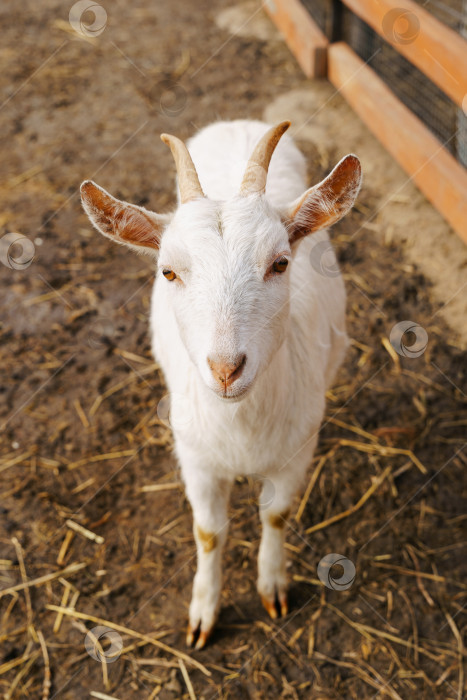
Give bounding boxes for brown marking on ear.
[269,509,290,529]
[286,154,361,243]
[196,524,217,553]
[80,180,163,251]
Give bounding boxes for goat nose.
[207,354,246,388]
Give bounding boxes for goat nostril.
[207,354,246,388]
[230,354,246,381]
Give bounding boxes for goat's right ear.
[80,180,170,255]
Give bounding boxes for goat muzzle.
[207,354,246,390]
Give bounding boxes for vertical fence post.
[331,0,343,41]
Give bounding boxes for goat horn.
[160,133,205,204]
[239,121,291,196]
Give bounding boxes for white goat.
[80,120,361,649]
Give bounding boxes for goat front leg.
[257,460,310,619]
[182,466,232,649]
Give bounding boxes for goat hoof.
[260,594,278,619]
[186,622,212,650]
[260,591,288,619]
[279,592,288,617]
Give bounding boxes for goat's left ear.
[80,180,170,255]
[283,155,361,244]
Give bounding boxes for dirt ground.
[1,1,466,698]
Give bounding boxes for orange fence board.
[341,0,467,109]
[328,42,467,242]
[263,0,328,78]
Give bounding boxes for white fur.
[82,119,359,645]
[151,121,349,639]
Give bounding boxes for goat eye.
[272,256,289,274]
[162,269,177,281]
